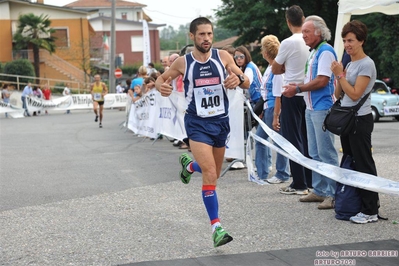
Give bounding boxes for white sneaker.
[350,212,378,224]
[231,162,245,169]
[266,176,286,184]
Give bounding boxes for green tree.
[121,64,140,77]
[160,23,237,52]
[214,27,239,41]
[3,59,35,89]
[13,13,56,84]
[354,13,399,85]
[215,0,399,85]
[215,0,338,67]
[160,24,192,51]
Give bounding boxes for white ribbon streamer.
[245,100,399,196]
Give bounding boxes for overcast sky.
[44,0,223,29]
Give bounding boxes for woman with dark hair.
[234,45,263,139]
[125,79,131,94]
[32,86,43,116]
[331,20,379,224]
[234,46,262,105]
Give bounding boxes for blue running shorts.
[184,115,230,148]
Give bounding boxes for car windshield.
[372,82,389,94]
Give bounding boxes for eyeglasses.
[234,55,245,60]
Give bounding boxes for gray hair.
[305,15,331,41]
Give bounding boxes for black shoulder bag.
[322,92,370,136]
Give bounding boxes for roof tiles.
[66,0,145,8]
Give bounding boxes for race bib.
[94,93,102,101]
[194,85,225,117]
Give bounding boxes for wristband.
[336,73,345,80]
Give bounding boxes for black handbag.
[323,92,370,136]
[253,97,265,116]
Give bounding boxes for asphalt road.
[0,109,398,265]
[0,109,182,211]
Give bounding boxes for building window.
[136,11,142,20]
[121,12,127,20]
[52,28,69,47]
[131,36,143,52]
[99,12,104,17]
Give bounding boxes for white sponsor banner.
[25,94,128,112]
[246,100,399,196]
[104,94,128,108]
[225,89,245,160]
[0,101,25,118]
[127,89,159,139]
[158,91,187,141]
[126,89,245,159]
[69,95,92,109]
[68,94,128,109]
[26,95,72,112]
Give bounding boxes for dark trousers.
[340,113,379,215]
[280,95,312,190]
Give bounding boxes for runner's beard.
[195,42,211,54]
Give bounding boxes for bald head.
[169,53,179,65]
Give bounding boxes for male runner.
[156,17,250,247]
[90,74,108,128]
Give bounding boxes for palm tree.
[13,13,56,84]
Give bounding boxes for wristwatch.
[237,74,245,86]
[295,85,301,93]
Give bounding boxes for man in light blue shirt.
[21,82,33,116]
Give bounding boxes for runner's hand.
[223,67,240,89]
[160,77,173,97]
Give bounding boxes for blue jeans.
[21,96,30,116]
[3,98,9,117]
[305,109,338,197]
[255,107,290,180]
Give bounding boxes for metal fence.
[0,73,90,94]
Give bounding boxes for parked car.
[371,79,399,122]
[382,77,399,94]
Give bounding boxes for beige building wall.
[0,1,92,83]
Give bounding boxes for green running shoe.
[179,153,193,184]
[213,226,233,247]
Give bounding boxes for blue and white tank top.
[183,48,228,120]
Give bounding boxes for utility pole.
[109,0,116,93]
